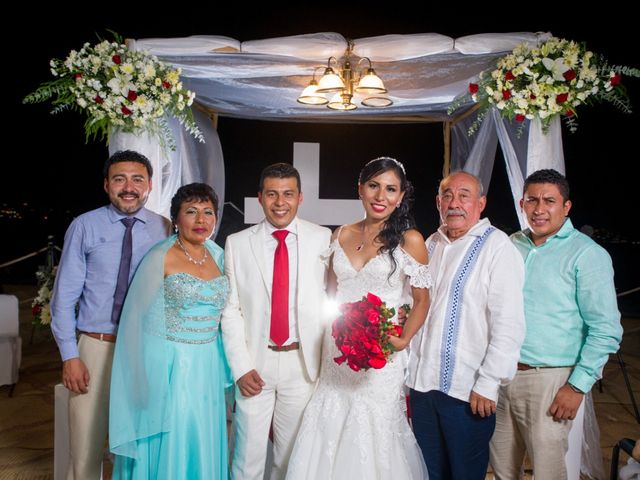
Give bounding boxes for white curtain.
[451,107,565,229]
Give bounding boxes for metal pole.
[46,235,55,269]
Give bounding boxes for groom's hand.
[237,369,265,397]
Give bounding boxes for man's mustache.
[446,208,466,216]
[118,191,139,198]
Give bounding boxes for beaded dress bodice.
[164,273,229,344]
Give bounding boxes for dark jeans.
[410,389,496,480]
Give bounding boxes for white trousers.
[490,367,585,480]
[67,335,115,480]
[231,348,316,480]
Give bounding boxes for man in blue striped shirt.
[490,169,622,480]
[51,150,169,479]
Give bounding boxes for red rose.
[32,305,42,316]
[502,90,512,100]
[393,325,403,336]
[556,93,569,104]
[505,70,515,81]
[112,54,122,65]
[366,308,380,324]
[565,109,575,117]
[73,73,82,79]
[368,356,387,369]
[94,95,103,104]
[563,69,576,81]
[515,114,525,122]
[121,106,132,115]
[610,73,622,86]
[468,83,479,94]
[127,90,138,102]
[366,293,382,306]
[347,360,362,372]
[530,94,537,100]
[162,81,171,89]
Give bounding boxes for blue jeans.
[410,389,495,480]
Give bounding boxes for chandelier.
[297,43,392,111]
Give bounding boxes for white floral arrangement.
[450,36,640,135]
[23,33,203,150]
[32,266,57,326]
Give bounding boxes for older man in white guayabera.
[406,170,526,479]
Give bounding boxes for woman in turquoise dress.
[109,183,232,479]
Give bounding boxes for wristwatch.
[568,383,585,394]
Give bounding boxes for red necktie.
[270,230,289,346]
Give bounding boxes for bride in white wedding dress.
[286,157,431,480]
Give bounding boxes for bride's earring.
[174,225,178,233]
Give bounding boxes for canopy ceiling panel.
[131,31,549,122]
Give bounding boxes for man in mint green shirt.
[490,169,622,480]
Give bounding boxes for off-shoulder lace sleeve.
[399,248,432,289]
[320,240,337,266]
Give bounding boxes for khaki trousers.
[67,334,115,480]
[490,367,584,480]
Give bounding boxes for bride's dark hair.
[359,157,416,275]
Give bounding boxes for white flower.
[40,306,51,325]
[542,57,571,81]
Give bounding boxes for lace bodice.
[328,238,432,313]
[164,273,229,344]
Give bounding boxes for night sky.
[4,7,639,295]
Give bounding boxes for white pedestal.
[565,398,586,480]
[54,383,70,480]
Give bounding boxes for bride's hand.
[387,334,409,351]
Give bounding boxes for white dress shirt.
[406,218,525,402]
[264,218,299,344]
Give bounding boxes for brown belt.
[268,342,300,352]
[517,362,537,371]
[81,332,117,343]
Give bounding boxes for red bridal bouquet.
[332,292,403,372]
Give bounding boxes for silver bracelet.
[568,383,585,394]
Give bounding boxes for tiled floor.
[1,284,638,479]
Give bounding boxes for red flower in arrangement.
[332,293,404,372]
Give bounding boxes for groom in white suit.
[221,163,331,480]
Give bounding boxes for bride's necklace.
[176,236,208,266]
[355,223,380,252]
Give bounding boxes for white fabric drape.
[527,117,565,175]
[108,111,224,237]
[451,108,565,229]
